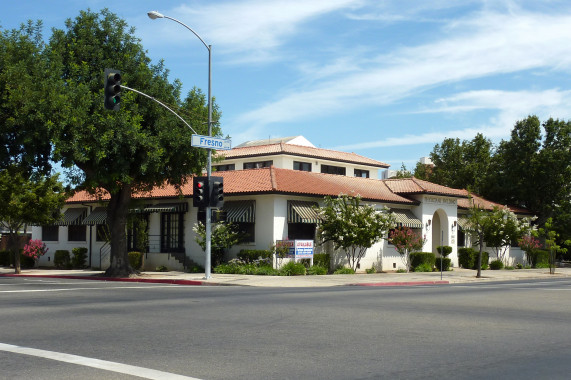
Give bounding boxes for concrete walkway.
[2,267,571,287]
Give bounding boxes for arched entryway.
[431,209,449,255]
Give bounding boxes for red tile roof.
[216,143,390,168]
[66,167,415,205]
[384,177,468,198]
[457,193,532,214]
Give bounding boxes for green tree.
[428,133,493,194]
[193,222,242,267]
[47,9,221,276]
[395,163,412,178]
[0,167,66,273]
[466,198,490,278]
[317,195,395,271]
[483,206,534,265]
[538,218,571,275]
[0,21,59,176]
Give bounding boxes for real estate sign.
[276,240,314,259]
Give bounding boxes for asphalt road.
[1,277,570,380]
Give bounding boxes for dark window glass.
[288,223,316,240]
[161,213,184,252]
[42,226,59,241]
[293,161,312,172]
[458,229,465,247]
[68,225,86,241]
[236,223,255,243]
[244,160,273,169]
[213,164,235,172]
[96,224,109,242]
[354,169,369,178]
[320,165,346,176]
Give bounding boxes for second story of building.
[213,136,389,180]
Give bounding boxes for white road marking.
[0,343,202,380]
[0,285,178,293]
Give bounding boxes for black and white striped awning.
[55,208,87,226]
[132,203,189,213]
[223,200,255,223]
[288,201,320,224]
[457,216,474,231]
[391,209,423,229]
[82,207,108,225]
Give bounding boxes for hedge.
[489,259,504,270]
[237,249,272,263]
[0,250,11,267]
[458,248,489,270]
[528,249,549,268]
[71,247,88,269]
[410,252,435,271]
[435,257,452,271]
[313,253,331,271]
[54,250,71,269]
[128,251,143,270]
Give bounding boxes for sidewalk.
[2,267,571,287]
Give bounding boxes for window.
[96,225,109,242]
[321,164,346,176]
[293,161,312,172]
[288,223,316,240]
[236,223,255,243]
[354,169,369,178]
[68,225,86,241]
[42,226,59,242]
[243,160,273,169]
[457,229,466,247]
[161,213,184,252]
[213,164,235,172]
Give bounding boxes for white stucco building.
[31,136,529,271]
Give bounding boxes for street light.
[148,10,214,279]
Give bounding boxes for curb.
[352,280,449,287]
[0,274,210,286]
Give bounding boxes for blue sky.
[3,0,571,170]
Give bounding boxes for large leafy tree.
[47,9,220,276]
[317,195,395,271]
[426,133,493,194]
[0,167,66,273]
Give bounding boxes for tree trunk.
[104,184,138,277]
[10,232,21,275]
[477,244,483,278]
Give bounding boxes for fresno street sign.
[191,134,232,150]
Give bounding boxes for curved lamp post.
[148,10,214,279]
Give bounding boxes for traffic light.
[104,68,122,111]
[193,176,209,207]
[209,176,224,208]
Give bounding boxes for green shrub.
[366,265,377,274]
[128,251,143,270]
[414,263,433,272]
[307,266,328,275]
[436,245,453,257]
[71,247,88,269]
[505,266,515,270]
[237,249,272,263]
[410,252,435,271]
[489,259,504,270]
[458,248,488,270]
[279,261,306,276]
[333,267,355,274]
[54,250,71,269]
[156,265,168,272]
[253,266,279,275]
[0,250,11,267]
[313,253,331,272]
[19,252,36,268]
[516,263,523,269]
[396,268,407,273]
[529,249,549,268]
[435,257,452,271]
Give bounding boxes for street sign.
[191,134,231,150]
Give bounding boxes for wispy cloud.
[231,7,571,141]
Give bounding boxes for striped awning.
[55,208,87,226]
[391,209,422,229]
[288,201,320,224]
[457,216,474,231]
[82,207,108,225]
[223,200,255,223]
[139,203,189,213]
